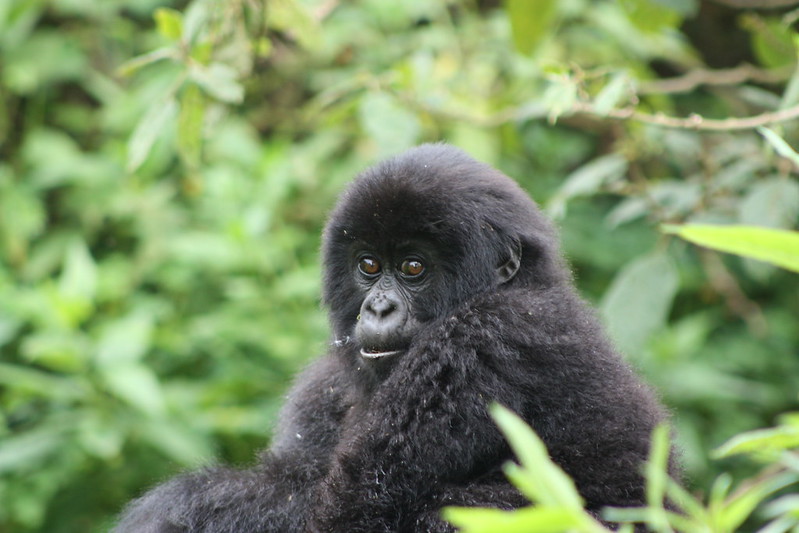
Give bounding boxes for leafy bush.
[1,0,797,531]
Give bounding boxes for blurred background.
[1,0,798,531]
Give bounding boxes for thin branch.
[637,64,793,95]
[569,101,799,131]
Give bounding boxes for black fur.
[115,144,677,533]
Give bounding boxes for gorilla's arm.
[114,356,353,533]
[310,287,666,532]
[310,304,527,532]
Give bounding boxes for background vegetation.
[0,0,797,531]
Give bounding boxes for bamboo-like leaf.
[662,224,799,273]
[127,97,178,172]
[491,404,584,509]
[443,505,583,533]
[758,127,799,167]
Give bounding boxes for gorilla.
[115,144,678,533]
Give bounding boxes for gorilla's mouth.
[359,347,404,359]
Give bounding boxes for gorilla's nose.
[366,295,397,318]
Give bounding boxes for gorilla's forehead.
[322,144,547,266]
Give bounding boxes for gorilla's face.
[351,242,434,362]
[322,145,563,378]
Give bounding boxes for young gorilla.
[115,144,678,533]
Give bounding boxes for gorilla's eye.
[400,259,425,278]
[358,256,381,276]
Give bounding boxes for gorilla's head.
[322,144,567,372]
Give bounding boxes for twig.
[638,64,793,94]
[569,101,799,131]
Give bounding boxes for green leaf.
[154,8,183,40]
[0,425,66,474]
[758,127,799,168]
[58,239,97,302]
[95,312,154,367]
[542,77,578,126]
[444,505,585,533]
[100,362,166,416]
[714,425,799,459]
[593,73,630,115]
[127,97,178,173]
[189,62,244,104]
[662,224,799,273]
[747,17,796,69]
[491,404,584,509]
[547,154,628,218]
[183,0,210,44]
[268,0,321,50]
[358,92,421,157]
[117,47,175,77]
[178,83,206,170]
[600,251,679,356]
[646,425,672,508]
[620,0,682,33]
[505,0,558,56]
[141,418,215,466]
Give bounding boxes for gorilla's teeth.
[359,348,402,359]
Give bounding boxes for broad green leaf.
[183,0,210,44]
[141,418,215,466]
[444,505,585,533]
[620,0,682,32]
[758,127,799,168]
[747,17,796,69]
[358,92,421,157]
[491,404,584,509]
[154,8,183,40]
[714,425,799,459]
[78,413,124,459]
[0,362,85,400]
[0,425,65,473]
[189,62,244,104]
[593,73,629,115]
[542,78,578,126]
[20,330,89,372]
[505,0,558,56]
[2,31,86,94]
[127,97,178,173]
[600,251,679,356]
[662,224,799,273]
[178,83,206,170]
[95,312,154,367]
[58,239,97,302]
[100,362,165,416]
[268,0,321,50]
[547,154,628,218]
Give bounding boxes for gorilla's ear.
[496,239,522,284]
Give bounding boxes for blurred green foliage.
[1,0,798,531]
